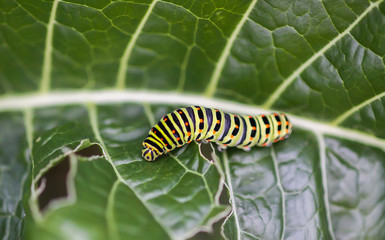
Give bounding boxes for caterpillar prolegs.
[142,106,293,161]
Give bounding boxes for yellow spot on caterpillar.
[213,131,216,134]
[217,120,220,124]
[265,124,270,128]
[252,126,256,130]
[235,125,239,129]
[185,122,188,126]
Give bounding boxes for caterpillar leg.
[235,145,251,152]
[242,146,251,152]
[217,144,227,152]
[262,142,273,147]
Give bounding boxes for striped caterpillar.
[142,106,293,161]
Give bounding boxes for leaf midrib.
[2,90,384,150]
[13,0,384,151]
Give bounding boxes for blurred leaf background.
[1,0,385,239]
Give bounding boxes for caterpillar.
[142,106,293,161]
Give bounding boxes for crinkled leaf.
[0,112,28,240]
[1,0,385,240]
[22,105,228,240]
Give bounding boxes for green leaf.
[1,0,385,239]
[0,112,28,240]
[21,104,228,240]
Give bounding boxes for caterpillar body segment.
[142,106,293,161]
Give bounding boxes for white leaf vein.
[223,152,241,240]
[204,0,259,97]
[270,147,286,240]
[40,0,61,93]
[115,0,160,89]
[315,132,336,240]
[87,103,176,240]
[262,0,384,108]
[1,90,384,150]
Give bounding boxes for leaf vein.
[115,0,160,89]
[87,103,176,240]
[40,0,61,93]
[223,152,241,240]
[332,91,385,125]
[106,180,120,240]
[204,0,259,97]
[270,147,286,240]
[262,0,384,108]
[315,132,336,240]
[1,90,384,149]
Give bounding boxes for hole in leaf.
[187,167,231,240]
[199,142,215,161]
[76,144,103,157]
[188,218,227,240]
[37,157,70,211]
[37,144,103,211]
[187,187,230,240]
[218,183,230,205]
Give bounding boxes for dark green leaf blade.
[23,104,228,240]
[1,0,385,239]
[25,155,171,240]
[0,112,28,240]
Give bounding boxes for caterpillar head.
[142,142,162,161]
